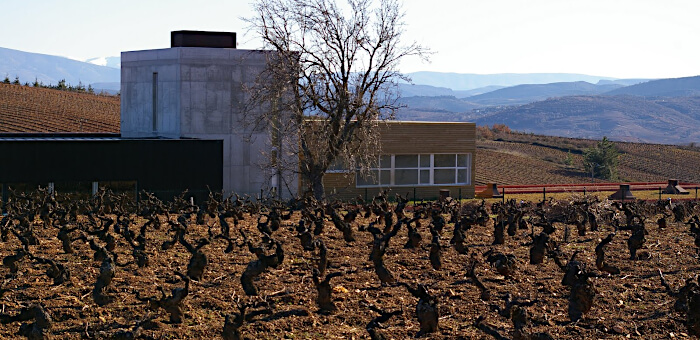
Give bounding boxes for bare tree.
[245,0,429,199]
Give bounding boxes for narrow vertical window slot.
[152,72,158,132]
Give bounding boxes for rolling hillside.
[473,95,700,145]
[466,81,623,106]
[605,75,700,97]
[475,133,700,185]
[2,83,699,186]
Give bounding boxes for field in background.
[0,83,119,133]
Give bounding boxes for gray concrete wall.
[121,48,181,138]
[121,47,299,199]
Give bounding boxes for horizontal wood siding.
[323,121,476,201]
[377,122,475,154]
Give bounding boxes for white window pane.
[380,155,391,168]
[395,169,418,185]
[357,170,379,186]
[457,154,468,167]
[420,154,431,167]
[458,169,468,183]
[434,154,455,167]
[434,169,455,184]
[395,155,418,168]
[420,170,430,184]
[380,170,391,185]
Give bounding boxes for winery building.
[0,31,476,201]
[324,121,475,200]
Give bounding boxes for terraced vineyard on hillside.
[476,135,700,185]
[0,83,119,133]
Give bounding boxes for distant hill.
[596,79,650,86]
[0,83,119,133]
[404,71,619,91]
[397,96,480,121]
[466,81,624,106]
[472,95,700,145]
[0,47,120,87]
[398,83,503,98]
[605,75,700,97]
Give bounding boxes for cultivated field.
[0,84,119,133]
[0,191,699,339]
[476,135,700,185]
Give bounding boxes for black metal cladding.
[0,138,223,200]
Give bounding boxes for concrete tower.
[120,31,298,198]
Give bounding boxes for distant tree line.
[2,74,117,96]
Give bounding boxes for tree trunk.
[310,171,325,200]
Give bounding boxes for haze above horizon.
[2,0,699,79]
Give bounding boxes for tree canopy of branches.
[246,0,428,199]
[583,136,619,180]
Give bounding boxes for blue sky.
[2,0,699,79]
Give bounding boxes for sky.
[2,0,700,79]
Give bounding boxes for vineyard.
[476,136,700,185]
[0,190,699,339]
[0,83,119,133]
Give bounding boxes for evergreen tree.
[2,75,10,84]
[12,76,20,85]
[583,137,619,180]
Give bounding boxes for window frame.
[355,153,471,188]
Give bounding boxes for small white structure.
[120,31,298,198]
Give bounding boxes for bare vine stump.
[529,233,550,265]
[404,221,422,249]
[0,304,52,340]
[429,231,441,271]
[569,281,595,322]
[402,283,438,336]
[222,304,247,340]
[365,304,402,340]
[93,256,115,306]
[485,250,517,277]
[3,249,27,274]
[595,233,620,274]
[688,285,700,337]
[628,227,646,260]
[493,217,505,245]
[312,269,342,313]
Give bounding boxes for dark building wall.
[0,138,223,200]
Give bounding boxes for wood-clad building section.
[323,121,476,200]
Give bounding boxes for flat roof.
[0,133,121,141]
[0,133,204,142]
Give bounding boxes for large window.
[356,154,471,187]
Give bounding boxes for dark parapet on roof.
[171,30,236,48]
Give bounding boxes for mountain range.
[3,46,700,145]
[0,47,119,89]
